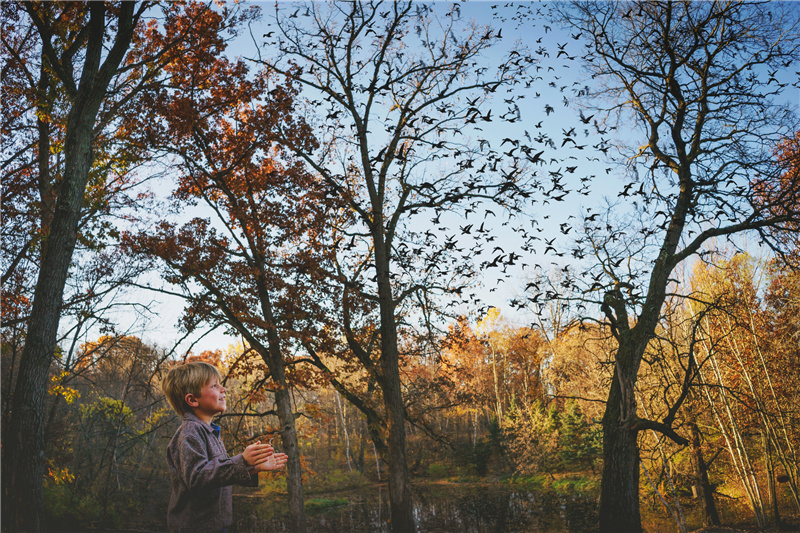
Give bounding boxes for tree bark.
[2,6,146,529]
[274,385,307,533]
[375,233,415,533]
[4,115,91,533]
[764,431,782,528]
[336,393,353,471]
[382,351,415,533]
[4,112,98,533]
[378,313,415,532]
[599,365,642,533]
[358,417,367,472]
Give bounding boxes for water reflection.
[234,483,598,532]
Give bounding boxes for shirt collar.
[182,411,221,437]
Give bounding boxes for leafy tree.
[502,400,560,478]
[555,2,800,531]
[541,322,611,423]
[474,309,547,421]
[43,336,172,531]
[690,252,800,527]
[1,3,247,530]
[763,257,800,500]
[758,131,800,262]
[124,24,334,529]
[443,311,548,424]
[2,4,146,530]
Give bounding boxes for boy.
[162,361,288,533]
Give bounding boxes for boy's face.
[185,377,226,423]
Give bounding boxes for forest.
[2,1,800,533]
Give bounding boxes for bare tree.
[255,2,551,530]
[556,2,800,531]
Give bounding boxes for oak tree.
[124,31,333,530]
[557,2,800,531]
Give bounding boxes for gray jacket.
[166,412,258,532]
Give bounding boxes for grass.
[551,475,600,493]
[422,462,485,483]
[304,497,349,512]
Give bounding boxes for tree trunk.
[382,364,415,533]
[259,345,307,533]
[357,417,367,472]
[688,421,720,527]
[764,431,782,528]
[599,425,642,533]
[336,393,353,471]
[702,336,767,527]
[258,294,307,533]
[378,313,414,532]
[599,370,642,533]
[2,5,137,531]
[374,219,415,532]
[373,439,383,481]
[491,347,503,422]
[3,78,102,533]
[599,424,641,533]
[275,386,307,533]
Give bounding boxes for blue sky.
[121,2,641,354]
[102,1,799,356]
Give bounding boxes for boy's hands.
[243,441,274,468]
[243,440,288,472]
[253,451,288,472]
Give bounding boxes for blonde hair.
[162,361,222,416]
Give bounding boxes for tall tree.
[256,2,552,529]
[557,2,800,531]
[2,5,143,530]
[1,2,153,428]
[1,3,243,530]
[124,40,331,531]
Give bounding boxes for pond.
[233,482,599,533]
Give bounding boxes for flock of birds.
[257,1,797,319]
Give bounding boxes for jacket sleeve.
[176,426,257,490]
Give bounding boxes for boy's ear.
[185,393,199,408]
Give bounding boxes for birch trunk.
[700,336,766,527]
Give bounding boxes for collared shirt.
[166,412,258,533]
